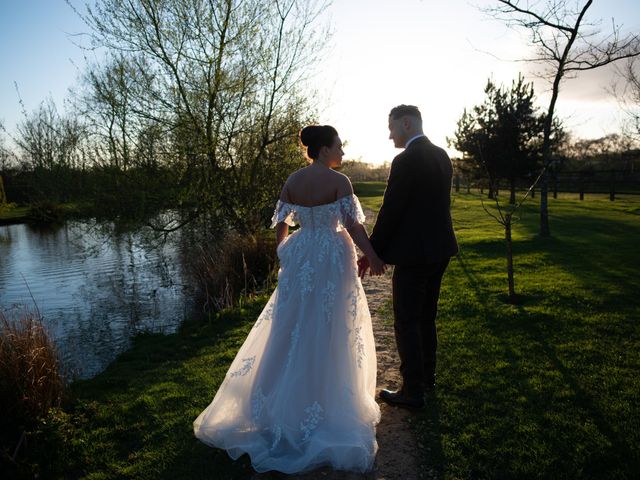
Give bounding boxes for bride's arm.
[347,222,386,275]
[275,179,293,247]
[276,222,289,247]
[335,174,385,275]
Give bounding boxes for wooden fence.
[453,170,640,201]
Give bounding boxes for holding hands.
[358,255,386,278]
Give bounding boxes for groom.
[359,105,458,409]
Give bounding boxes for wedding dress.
[193,194,380,473]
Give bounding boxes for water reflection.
[0,220,194,379]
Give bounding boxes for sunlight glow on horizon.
[314,0,640,164]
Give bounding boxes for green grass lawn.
[11,184,639,479]
[413,191,640,479]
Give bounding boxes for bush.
[27,200,64,224]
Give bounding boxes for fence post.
[610,169,615,201]
[579,172,584,201]
[553,173,558,199]
[455,174,460,193]
[531,186,535,198]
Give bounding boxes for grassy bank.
[6,184,639,478]
[0,206,30,224]
[0,202,91,225]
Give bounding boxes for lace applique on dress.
[270,425,282,449]
[253,299,274,329]
[270,200,297,228]
[347,288,360,322]
[297,260,314,298]
[230,356,256,377]
[322,281,336,323]
[300,401,324,441]
[336,194,366,229]
[252,387,266,420]
[286,322,301,369]
[351,326,365,368]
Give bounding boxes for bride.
[193,125,385,474]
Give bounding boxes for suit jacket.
[369,136,458,266]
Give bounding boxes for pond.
[0,220,196,380]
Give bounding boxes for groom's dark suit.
[370,135,458,395]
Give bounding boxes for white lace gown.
[193,194,380,474]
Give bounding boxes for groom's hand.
[357,256,369,279]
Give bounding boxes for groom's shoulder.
[392,148,413,164]
[430,141,449,158]
[393,145,422,167]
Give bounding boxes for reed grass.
[0,309,66,445]
[187,230,279,311]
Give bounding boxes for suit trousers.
[392,259,450,395]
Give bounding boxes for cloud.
[525,62,619,103]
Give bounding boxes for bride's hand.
[368,255,386,276]
[357,256,369,279]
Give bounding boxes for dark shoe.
[378,389,424,409]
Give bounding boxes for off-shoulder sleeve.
[337,194,366,229]
[270,200,297,228]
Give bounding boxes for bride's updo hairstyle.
[299,125,338,160]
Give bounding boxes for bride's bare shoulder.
[280,166,312,201]
[332,169,354,196]
[288,165,315,181]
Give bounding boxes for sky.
[1,0,639,164]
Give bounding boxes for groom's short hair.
[389,105,422,122]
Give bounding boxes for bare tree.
[12,98,86,201]
[477,144,552,303]
[75,55,139,170]
[613,57,640,142]
[69,0,328,233]
[15,99,85,171]
[485,0,640,236]
[0,123,7,205]
[0,121,14,173]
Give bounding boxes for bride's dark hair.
[299,125,338,160]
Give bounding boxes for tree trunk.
[505,213,516,302]
[0,175,6,204]
[540,172,550,236]
[509,177,516,205]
